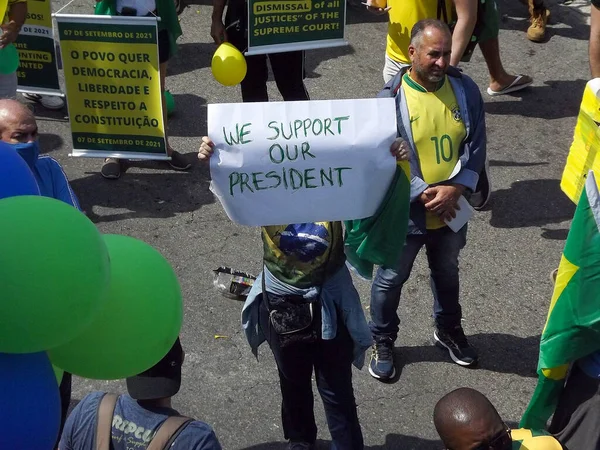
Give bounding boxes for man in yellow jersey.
[434,388,563,450]
[0,0,27,99]
[369,20,485,380]
[370,0,532,97]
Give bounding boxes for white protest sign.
[208,98,397,226]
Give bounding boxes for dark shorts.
[158,29,170,64]
[478,0,500,43]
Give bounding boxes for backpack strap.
[94,394,119,450]
[147,416,193,450]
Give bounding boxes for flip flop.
[487,75,533,96]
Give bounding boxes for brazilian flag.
[521,171,600,429]
[343,161,410,280]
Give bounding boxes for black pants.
[225,5,309,103]
[54,372,72,449]
[258,297,363,449]
[549,364,600,450]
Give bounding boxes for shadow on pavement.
[70,167,214,223]
[498,0,590,42]
[484,79,587,120]
[389,333,539,379]
[166,94,207,138]
[168,42,214,76]
[486,179,575,229]
[305,45,356,78]
[39,133,64,154]
[489,159,549,168]
[240,435,442,449]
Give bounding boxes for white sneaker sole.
[434,331,476,367]
[368,363,396,380]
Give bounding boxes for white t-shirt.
[116,0,156,16]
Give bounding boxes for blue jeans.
[370,225,467,343]
[259,299,364,449]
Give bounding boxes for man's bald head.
[434,388,506,450]
[0,100,38,144]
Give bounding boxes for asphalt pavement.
[41,0,591,448]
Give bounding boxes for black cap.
[126,338,183,400]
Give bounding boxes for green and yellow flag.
[521,171,600,429]
[344,161,410,280]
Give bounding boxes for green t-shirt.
[262,222,345,288]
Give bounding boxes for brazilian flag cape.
[344,161,410,280]
[521,171,600,428]
[94,0,182,58]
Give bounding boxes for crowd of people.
[2,0,600,448]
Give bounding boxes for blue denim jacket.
[241,265,373,369]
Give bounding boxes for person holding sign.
[368,20,486,381]
[210,0,309,102]
[94,0,188,179]
[0,0,27,99]
[198,137,389,450]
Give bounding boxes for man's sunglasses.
[472,426,512,450]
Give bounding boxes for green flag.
[344,161,410,280]
[521,171,600,428]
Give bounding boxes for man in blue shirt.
[0,99,79,209]
[59,339,221,450]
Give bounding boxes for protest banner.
[55,14,167,160]
[208,98,397,226]
[15,0,61,95]
[561,78,600,203]
[246,0,346,55]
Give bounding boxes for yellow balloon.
[0,0,7,22]
[211,43,247,86]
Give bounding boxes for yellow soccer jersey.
[402,72,466,229]
[511,428,563,450]
[386,0,454,64]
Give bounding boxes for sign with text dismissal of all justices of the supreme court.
[15,0,61,94]
[55,15,167,159]
[246,0,346,55]
[208,98,398,226]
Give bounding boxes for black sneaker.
[168,150,192,171]
[434,326,478,367]
[101,158,121,179]
[368,339,395,380]
[469,158,491,210]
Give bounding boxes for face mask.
[7,141,40,169]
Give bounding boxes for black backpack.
[438,0,487,62]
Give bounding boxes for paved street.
[41,0,591,447]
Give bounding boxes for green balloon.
[164,90,175,116]
[52,364,64,384]
[0,44,19,75]
[49,234,183,380]
[0,196,110,353]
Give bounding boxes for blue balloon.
[0,142,39,200]
[0,352,61,449]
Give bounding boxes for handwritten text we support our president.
[207,99,397,227]
[223,115,352,196]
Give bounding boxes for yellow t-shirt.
[402,72,466,229]
[4,0,27,24]
[511,428,563,450]
[386,0,454,64]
